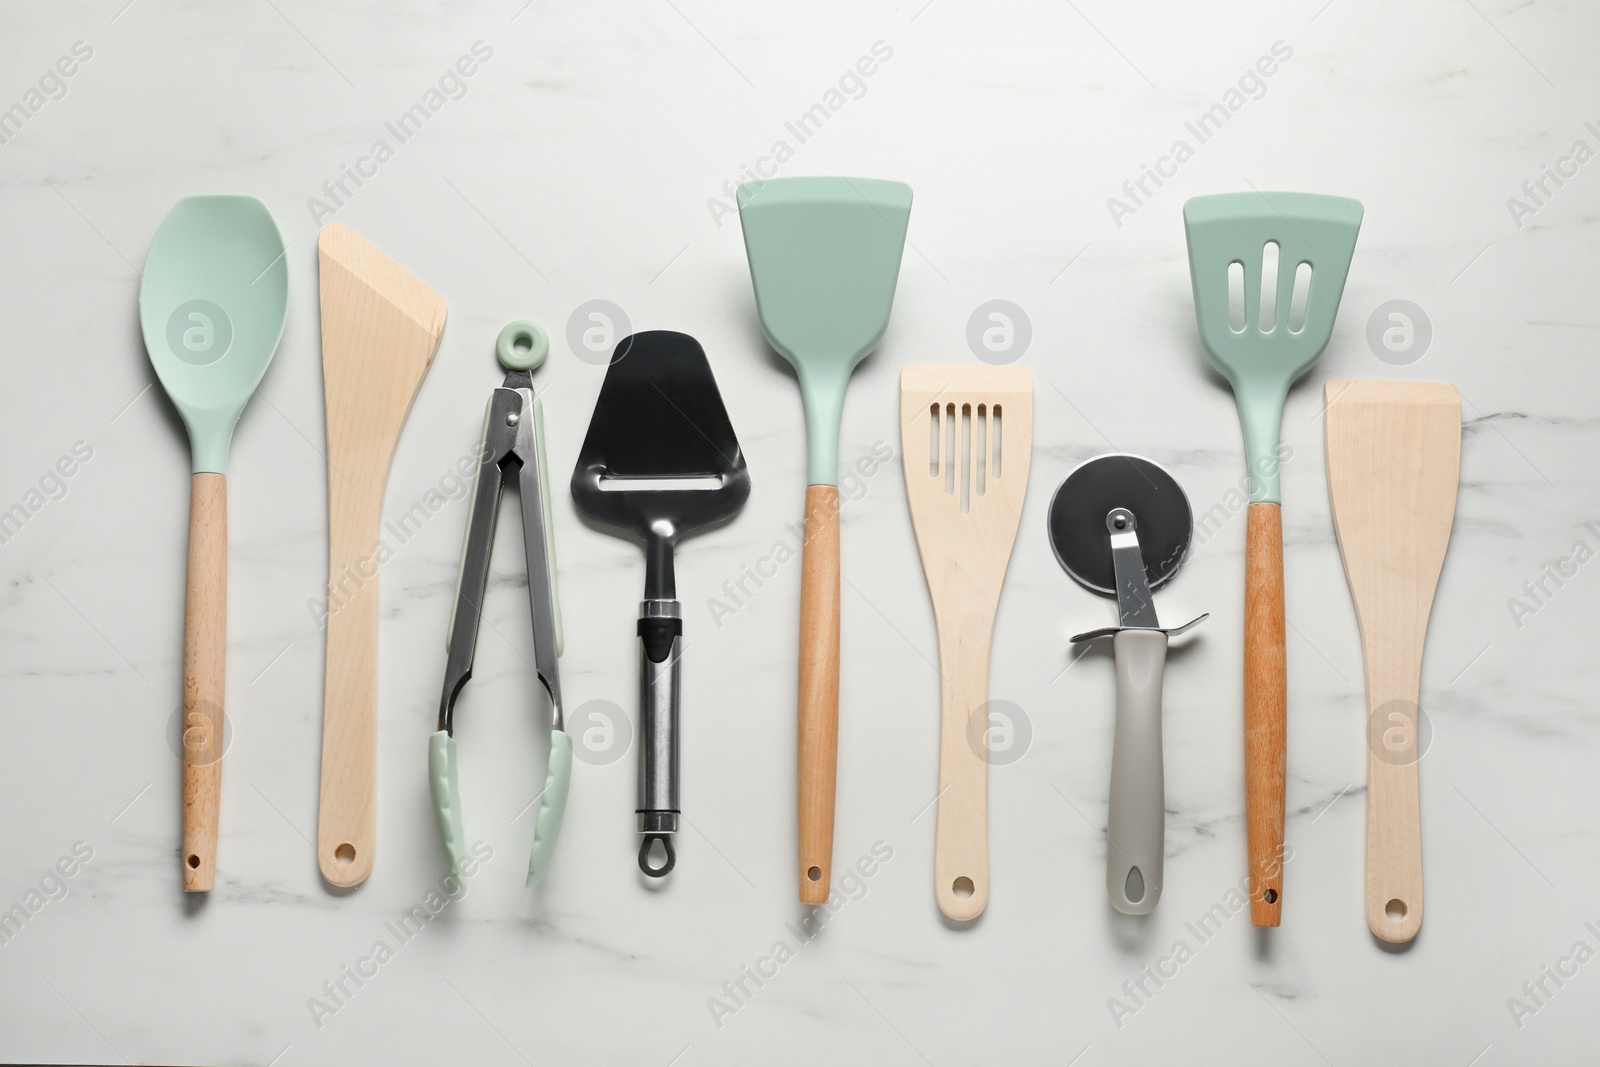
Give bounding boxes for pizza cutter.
[1049,454,1206,915]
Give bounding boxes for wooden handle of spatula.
[318,514,380,887]
[1244,501,1287,926]
[935,619,990,921]
[182,473,227,892]
[797,485,841,904]
[1365,673,1425,942]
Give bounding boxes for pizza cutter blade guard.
[1049,454,1206,915]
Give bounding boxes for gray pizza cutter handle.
[1107,628,1168,915]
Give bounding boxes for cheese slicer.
[571,331,751,877]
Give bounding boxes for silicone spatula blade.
[140,195,288,890]
[737,176,911,903]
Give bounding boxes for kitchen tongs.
[430,321,569,888]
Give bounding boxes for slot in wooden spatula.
[317,223,446,886]
[900,364,1032,920]
[1325,379,1460,943]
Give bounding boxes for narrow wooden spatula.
[1325,379,1460,943]
[900,364,1032,920]
[316,223,446,886]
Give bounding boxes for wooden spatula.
[900,364,1032,920]
[1325,379,1460,943]
[316,223,446,887]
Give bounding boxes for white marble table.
[3,1,1598,1063]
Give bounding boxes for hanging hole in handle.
[334,843,356,866]
[186,854,200,869]
[951,876,975,898]
[806,865,822,882]
[1124,866,1145,903]
[1385,897,1407,922]
[1264,887,1278,904]
[639,834,676,877]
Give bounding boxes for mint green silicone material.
[430,728,571,886]
[737,177,911,485]
[1183,192,1362,503]
[428,730,465,882]
[496,320,549,371]
[139,196,288,474]
[526,730,572,888]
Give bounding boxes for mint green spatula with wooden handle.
[737,176,911,904]
[1183,190,1361,926]
[140,196,288,891]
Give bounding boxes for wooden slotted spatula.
[1325,379,1460,943]
[316,223,446,886]
[900,364,1032,920]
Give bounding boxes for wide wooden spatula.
[1325,379,1460,943]
[317,223,446,886]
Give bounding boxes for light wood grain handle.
[935,612,991,920]
[317,519,380,886]
[1366,683,1425,942]
[1244,502,1287,926]
[797,485,840,904]
[182,473,226,892]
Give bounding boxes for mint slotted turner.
[738,176,911,904]
[140,196,288,891]
[1184,191,1361,926]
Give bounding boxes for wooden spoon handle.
[182,473,227,892]
[1244,501,1286,925]
[797,485,840,904]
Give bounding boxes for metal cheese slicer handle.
[637,598,681,877]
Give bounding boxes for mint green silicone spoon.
[1183,190,1361,926]
[139,196,287,892]
[737,176,911,903]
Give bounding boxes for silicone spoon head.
[737,176,911,485]
[140,196,288,473]
[1182,191,1362,503]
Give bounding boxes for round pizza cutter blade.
[1048,454,1193,598]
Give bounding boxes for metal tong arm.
[507,375,571,886]
[431,376,569,888]
[439,385,523,733]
